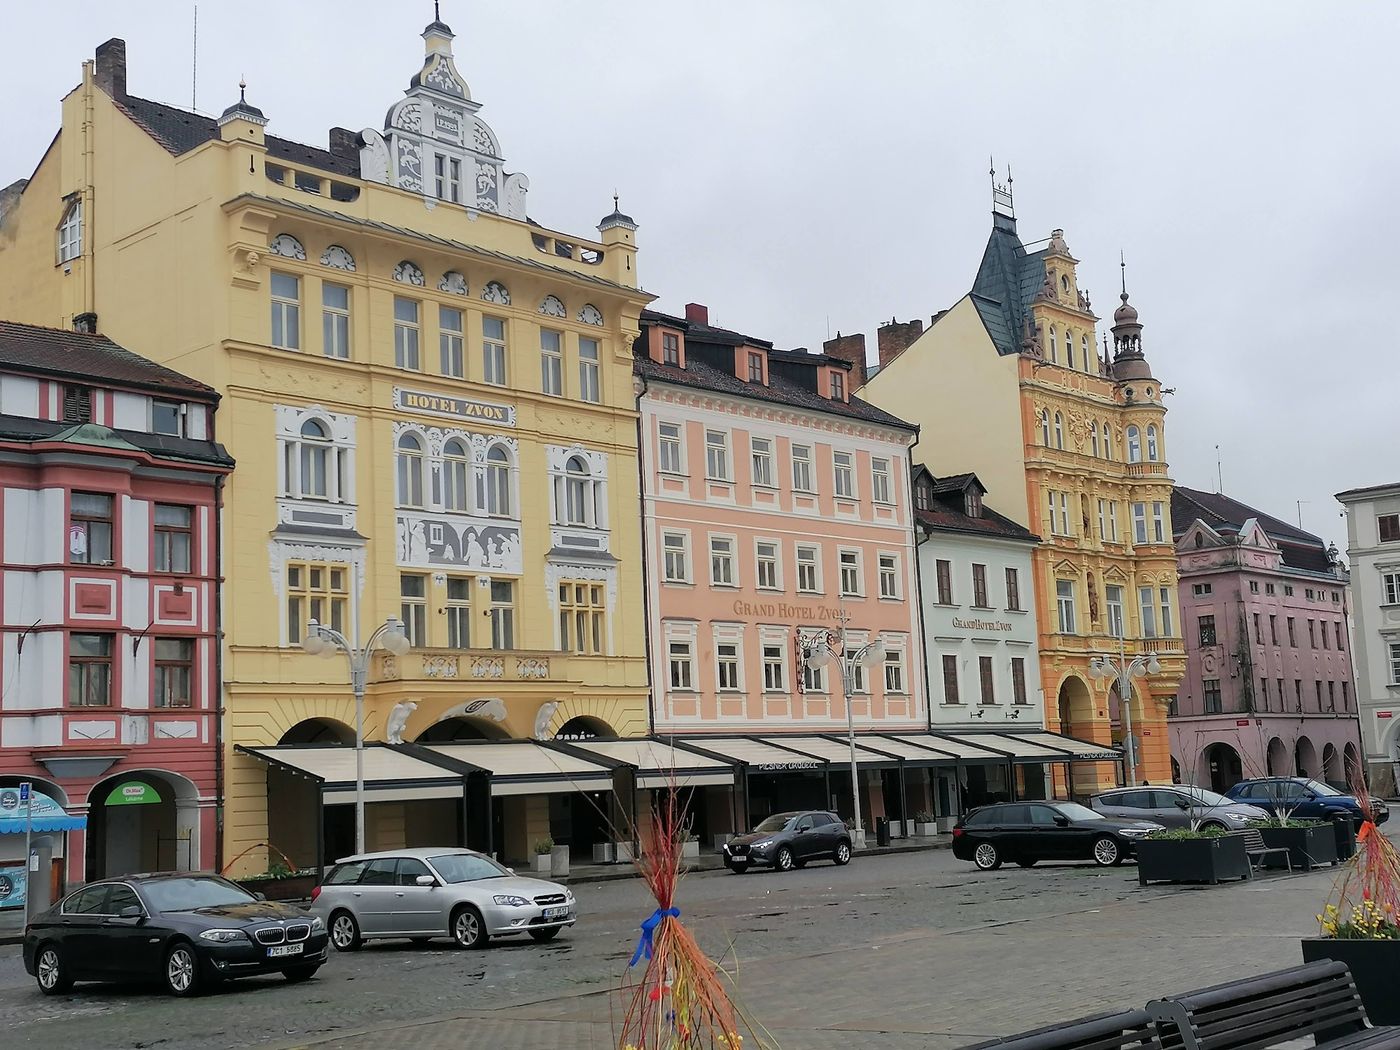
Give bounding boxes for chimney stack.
[73,313,99,334]
[95,38,127,100]
[822,332,868,389]
[877,318,924,370]
[684,303,709,327]
[329,128,360,159]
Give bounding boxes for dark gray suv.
[1091,785,1268,831]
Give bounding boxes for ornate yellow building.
[859,185,1184,792]
[0,23,652,870]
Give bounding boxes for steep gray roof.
[969,214,1047,357]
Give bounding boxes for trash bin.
[1334,816,1357,861]
[875,817,891,847]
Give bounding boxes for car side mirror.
[253,891,267,902]
[1174,798,1191,810]
[415,874,436,887]
[119,905,142,920]
[507,868,516,876]
[1053,815,1070,827]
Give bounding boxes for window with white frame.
[792,444,814,492]
[884,648,906,694]
[1040,409,1051,446]
[579,337,601,403]
[762,644,785,691]
[488,579,515,649]
[1152,501,1166,543]
[295,419,331,499]
[394,296,420,369]
[1047,491,1070,536]
[871,458,892,504]
[152,400,183,437]
[1097,499,1109,541]
[878,554,898,599]
[750,437,774,487]
[442,437,471,512]
[850,644,869,693]
[285,562,348,645]
[400,573,428,647]
[279,412,352,505]
[830,370,845,400]
[559,455,598,526]
[323,283,351,359]
[710,535,736,586]
[838,549,861,596]
[802,651,827,693]
[1090,421,1100,457]
[661,332,680,366]
[756,540,780,590]
[716,642,741,691]
[1132,502,1148,544]
[482,444,513,517]
[482,316,508,385]
[559,581,606,654]
[1106,584,1125,638]
[1139,586,1157,638]
[1053,412,1064,449]
[658,422,684,474]
[1384,571,1400,606]
[540,329,564,396]
[1102,422,1113,459]
[705,429,730,481]
[271,273,301,349]
[1146,424,1160,461]
[396,432,426,508]
[1390,642,1400,685]
[445,576,471,649]
[833,451,855,498]
[796,544,820,592]
[1107,502,1120,542]
[1056,579,1077,634]
[57,199,82,263]
[662,531,690,583]
[434,154,462,202]
[669,639,695,690]
[439,305,464,377]
[1126,425,1142,463]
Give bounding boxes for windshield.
[1307,780,1345,797]
[429,852,511,883]
[142,876,257,912]
[1053,803,1104,822]
[1181,786,1231,807]
[753,813,795,833]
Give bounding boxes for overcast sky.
[5,2,1394,554]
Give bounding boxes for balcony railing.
[377,651,553,683]
[1125,461,1169,478]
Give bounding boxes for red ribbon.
[1358,820,1376,844]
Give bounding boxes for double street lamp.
[301,617,412,855]
[1088,633,1160,787]
[800,627,886,845]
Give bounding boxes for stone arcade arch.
[86,770,200,880]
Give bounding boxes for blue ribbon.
[629,906,680,967]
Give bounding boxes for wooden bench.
[1147,960,1400,1049]
[1238,827,1291,875]
[958,1009,1161,1050]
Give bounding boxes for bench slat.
[958,1009,1160,1050]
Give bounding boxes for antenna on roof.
[1120,250,1127,295]
[191,2,198,110]
[989,157,1015,219]
[1297,500,1309,529]
[1215,444,1223,493]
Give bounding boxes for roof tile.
[0,321,215,397]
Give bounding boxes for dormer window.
[57,199,83,264]
[662,332,680,367]
[63,384,92,424]
[747,352,764,383]
[915,481,933,511]
[434,154,462,203]
[966,490,983,518]
[830,370,846,401]
[152,400,184,436]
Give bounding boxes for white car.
[309,847,576,951]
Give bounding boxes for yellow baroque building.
[859,190,1185,793]
[0,24,652,871]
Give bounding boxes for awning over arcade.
[561,739,736,789]
[235,744,468,803]
[420,741,615,796]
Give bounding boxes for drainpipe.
[633,369,656,738]
[213,470,226,871]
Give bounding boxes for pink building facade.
[0,321,231,908]
[1171,486,1362,793]
[637,305,925,828]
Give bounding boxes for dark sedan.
[723,810,853,873]
[952,801,1163,870]
[23,872,328,997]
[1223,778,1389,827]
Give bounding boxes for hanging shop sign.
[104,781,161,807]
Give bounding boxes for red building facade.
[0,320,232,896]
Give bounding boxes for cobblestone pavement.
[0,846,1340,1049]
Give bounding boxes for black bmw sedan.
[722,810,853,873]
[951,801,1163,870]
[23,872,328,996]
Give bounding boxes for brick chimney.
[822,332,868,389]
[684,303,709,326]
[877,318,924,370]
[95,39,127,100]
[73,313,99,334]
[329,128,360,160]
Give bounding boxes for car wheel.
[833,840,852,866]
[329,910,362,952]
[1092,836,1122,867]
[282,964,321,984]
[775,846,795,872]
[973,842,1002,871]
[34,945,73,995]
[1016,859,1037,868]
[1199,821,1228,833]
[726,861,749,875]
[529,927,561,943]
[163,942,202,997]
[451,905,489,950]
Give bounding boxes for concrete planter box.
[614,841,635,863]
[1258,824,1338,871]
[591,842,615,864]
[1301,938,1400,1026]
[1136,834,1251,886]
[681,840,700,860]
[915,822,939,837]
[550,845,570,878]
[533,854,552,874]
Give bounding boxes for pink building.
[0,321,231,911]
[637,305,925,833]
[1171,486,1362,793]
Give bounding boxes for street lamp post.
[800,615,886,847]
[301,617,412,855]
[1088,632,1160,787]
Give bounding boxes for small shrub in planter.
[1136,826,1251,886]
[681,835,700,860]
[1258,819,1338,871]
[914,811,939,837]
[533,838,554,873]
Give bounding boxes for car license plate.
[542,906,569,921]
[267,943,303,958]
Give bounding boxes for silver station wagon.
[309,847,576,951]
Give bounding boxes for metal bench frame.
[1238,826,1291,875]
[959,1008,1161,1050]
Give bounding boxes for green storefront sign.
[104,782,161,807]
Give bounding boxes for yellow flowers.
[1319,898,1400,940]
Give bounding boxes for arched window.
[1048,326,1058,364]
[1053,412,1064,450]
[397,432,425,507]
[1040,409,1051,446]
[1090,420,1100,457]
[1126,425,1142,463]
[484,445,512,517]
[1102,423,1112,459]
[1081,335,1090,374]
[300,419,330,499]
[442,438,470,512]
[565,456,590,525]
[57,199,83,263]
[1064,330,1075,370]
[1146,424,1159,462]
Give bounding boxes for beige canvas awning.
[236,744,467,803]
[563,739,737,789]
[421,741,615,796]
